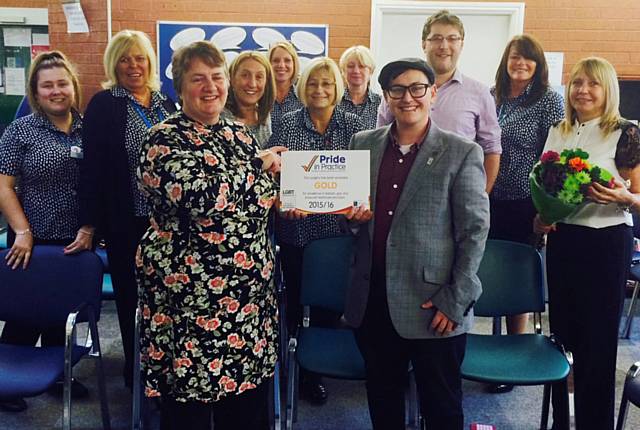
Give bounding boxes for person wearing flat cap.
[344,57,489,429]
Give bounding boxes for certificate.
[280,150,370,214]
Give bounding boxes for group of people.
[0,8,638,430]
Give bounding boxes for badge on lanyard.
[70,145,83,159]
[131,101,166,129]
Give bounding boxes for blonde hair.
[296,57,345,107]
[559,56,621,136]
[27,50,81,114]
[102,30,160,92]
[338,45,376,83]
[227,51,275,125]
[268,41,300,85]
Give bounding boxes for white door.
[370,1,525,91]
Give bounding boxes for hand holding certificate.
[280,150,370,215]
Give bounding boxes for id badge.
[70,145,84,159]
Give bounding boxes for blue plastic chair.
[621,213,640,339]
[461,239,571,430]
[0,246,110,430]
[13,96,31,120]
[0,228,6,249]
[286,236,419,429]
[616,361,640,430]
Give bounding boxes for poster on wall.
[157,21,329,101]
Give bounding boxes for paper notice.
[3,28,31,47]
[62,2,89,33]
[32,33,50,46]
[5,67,26,96]
[544,52,564,87]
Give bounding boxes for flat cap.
[378,57,435,90]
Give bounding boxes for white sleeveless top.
[542,117,632,229]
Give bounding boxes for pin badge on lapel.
[426,157,434,166]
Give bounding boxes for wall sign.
[157,21,329,101]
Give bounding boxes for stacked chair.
[461,239,572,430]
[0,245,110,430]
[285,236,420,429]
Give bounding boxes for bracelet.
[14,228,31,235]
[619,197,637,213]
[78,229,94,236]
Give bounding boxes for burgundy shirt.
[371,121,430,284]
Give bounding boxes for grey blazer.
[344,123,490,339]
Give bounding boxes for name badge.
[70,145,83,159]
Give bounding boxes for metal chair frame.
[64,304,111,430]
[462,239,572,430]
[0,246,110,430]
[616,361,640,430]
[285,236,420,429]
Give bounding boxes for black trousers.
[355,290,466,430]
[160,380,270,430]
[105,216,149,387]
[546,222,632,430]
[489,197,537,245]
[0,232,70,347]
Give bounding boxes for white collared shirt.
[543,118,631,228]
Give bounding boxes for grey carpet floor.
[1,300,639,430]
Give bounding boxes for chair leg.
[271,362,282,430]
[616,392,629,430]
[293,360,300,423]
[133,308,142,430]
[286,338,298,429]
[492,316,502,335]
[621,281,639,339]
[616,363,640,430]
[540,383,551,430]
[64,312,79,430]
[406,371,419,428]
[89,314,111,430]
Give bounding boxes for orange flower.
[568,157,588,172]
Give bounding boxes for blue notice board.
[157,21,329,101]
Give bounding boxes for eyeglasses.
[425,35,463,45]
[386,83,430,99]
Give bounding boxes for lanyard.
[131,101,165,129]
[497,101,520,125]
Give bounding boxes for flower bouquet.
[529,148,614,224]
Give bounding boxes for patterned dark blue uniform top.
[491,85,565,200]
[110,85,172,217]
[0,111,83,239]
[339,88,382,131]
[269,86,303,143]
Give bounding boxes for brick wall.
[44,0,640,109]
[517,0,640,79]
[47,1,108,107]
[2,1,47,7]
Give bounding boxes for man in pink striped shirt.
[376,10,502,192]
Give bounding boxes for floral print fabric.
[136,111,278,402]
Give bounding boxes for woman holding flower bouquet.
[533,57,640,430]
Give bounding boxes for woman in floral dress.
[136,40,285,430]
